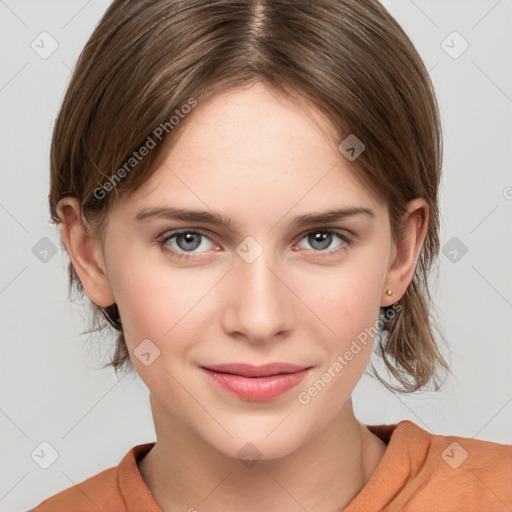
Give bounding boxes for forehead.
[115,82,386,225]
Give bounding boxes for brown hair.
[49,0,450,393]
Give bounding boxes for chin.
[201,420,312,464]
[221,438,301,464]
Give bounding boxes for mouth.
[199,363,312,401]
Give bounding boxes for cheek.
[109,253,219,352]
[292,255,384,399]
[295,256,384,341]
[296,270,381,412]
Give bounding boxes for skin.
[57,81,428,512]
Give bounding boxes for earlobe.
[381,198,429,306]
[56,198,115,308]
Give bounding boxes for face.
[68,82,424,461]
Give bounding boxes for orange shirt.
[30,420,512,511]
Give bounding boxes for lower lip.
[200,367,310,401]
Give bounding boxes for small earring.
[386,289,393,296]
[102,303,122,330]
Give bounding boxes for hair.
[49,0,451,393]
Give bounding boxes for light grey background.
[1,1,511,510]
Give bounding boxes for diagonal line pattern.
[60,471,103,511]
[162,162,213,211]
[265,409,295,438]
[199,470,233,504]
[0,265,28,296]
[61,0,93,29]
[428,62,439,73]
[470,469,512,509]
[393,393,433,433]
[472,61,512,103]
[0,408,29,439]
[471,0,503,30]
[0,471,29,502]
[408,0,439,29]
[61,60,73,73]
[471,397,512,439]
[0,0,29,28]
[0,203,29,233]
[0,62,29,92]
[61,374,127,439]
[470,204,499,233]
[264,470,309,511]
[471,265,512,308]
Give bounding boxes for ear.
[381,198,429,307]
[56,197,115,307]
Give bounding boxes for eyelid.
[294,226,354,242]
[294,227,354,252]
[158,225,353,243]
[158,226,355,257]
[158,227,220,249]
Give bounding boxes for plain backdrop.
[0,0,511,510]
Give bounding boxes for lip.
[202,362,309,377]
[200,363,312,401]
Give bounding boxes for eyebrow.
[135,206,375,230]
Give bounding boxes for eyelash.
[156,228,353,261]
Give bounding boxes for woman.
[32,0,511,510]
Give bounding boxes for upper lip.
[201,363,311,378]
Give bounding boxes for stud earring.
[101,303,122,330]
[386,289,393,296]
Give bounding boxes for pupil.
[179,232,200,250]
[311,232,330,250]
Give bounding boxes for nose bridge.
[223,238,292,342]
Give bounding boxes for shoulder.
[396,420,512,471]
[394,420,512,510]
[29,443,156,512]
[29,466,123,511]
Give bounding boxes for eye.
[158,229,217,258]
[157,227,353,260]
[295,229,352,255]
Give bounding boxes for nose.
[221,246,295,345]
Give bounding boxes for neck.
[138,397,387,512]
